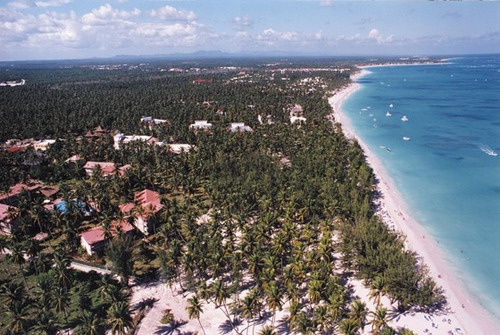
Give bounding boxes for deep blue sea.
[342,55,500,320]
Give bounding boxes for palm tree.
[106,234,135,286]
[286,298,301,332]
[348,300,367,331]
[240,293,257,335]
[210,279,237,331]
[369,307,391,334]
[292,311,313,334]
[30,309,59,335]
[5,301,31,335]
[107,301,133,335]
[258,325,277,335]
[52,286,70,324]
[264,281,283,328]
[52,247,72,292]
[339,318,359,335]
[369,276,385,308]
[186,294,206,335]
[0,280,26,309]
[308,278,322,304]
[74,310,105,335]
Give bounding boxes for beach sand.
[328,69,500,334]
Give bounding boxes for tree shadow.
[154,319,188,335]
[132,297,159,312]
[275,315,291,334]
[254,310,273,325]
[218,317,242,334]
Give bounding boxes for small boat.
[403,137,411,141]
[389,104,394,108]
[386,147,391,152]
[479,144,498,156]
[386,112,392,117]
[401,115,409,122]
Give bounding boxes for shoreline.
[328,69,500,333]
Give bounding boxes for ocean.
[342,55,500,320]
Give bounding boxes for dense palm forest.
[0,58,444,334]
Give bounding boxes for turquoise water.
[342,55,500,320]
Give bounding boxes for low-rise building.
[119,189,163,235]
[189,120,213,132]
[80,219,135,256]
[140,116,170,125]
[228,122,253,133]
[0,180,42,205]
[113,133,161,150]
[0,203,14,234]
[83,161,116,177]
[168,144,193,154]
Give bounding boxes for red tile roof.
[0,181,42,202]
[119,189,163,218]
[0,203,13,222]
[39,185,59,198]
[81,219,135,246]
[83,161,116,176]
[135,189,161,204]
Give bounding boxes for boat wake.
[479,144,498,157]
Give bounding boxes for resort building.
[189,120,213,132]
[84,126,108,141]
[33,139,56,151]
[0,180,42,206]
[80,219,135,256]
[168,144,193,154]
[289,104,307,124]
[0,203,14,234]
[65,154,82,163]
[140,116,169,125]
[119,189,163,235]
[228,122,253,133]
[113,133,161,150]
[83,161,116,177]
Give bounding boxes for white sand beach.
[328,68,500,334]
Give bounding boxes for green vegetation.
[0,57,444,334]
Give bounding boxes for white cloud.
[368,28,394,44]
[149,5,196,21]
[233,15,253,29]
[258,28,298,44]
[319,0,334,7]
[35,0,72,8]
[81,4,140,26]
[0,3,207,58]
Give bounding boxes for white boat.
[389,104,394,108]
[403,137,411,141]
[386,111,392,117]
[401,115,409,122]
[479,144,498,156]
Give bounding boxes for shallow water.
[342,55,500,320]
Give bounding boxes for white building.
[229,122,253,133]
[189,120,213,131]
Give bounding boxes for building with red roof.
[80,219,135,256]
[83,161,116,177]
[0,180,42,205]
[119,189,163,235]
[0,203,15,234]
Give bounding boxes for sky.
[1,0,499,61]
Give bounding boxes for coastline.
[328,68,500,334]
